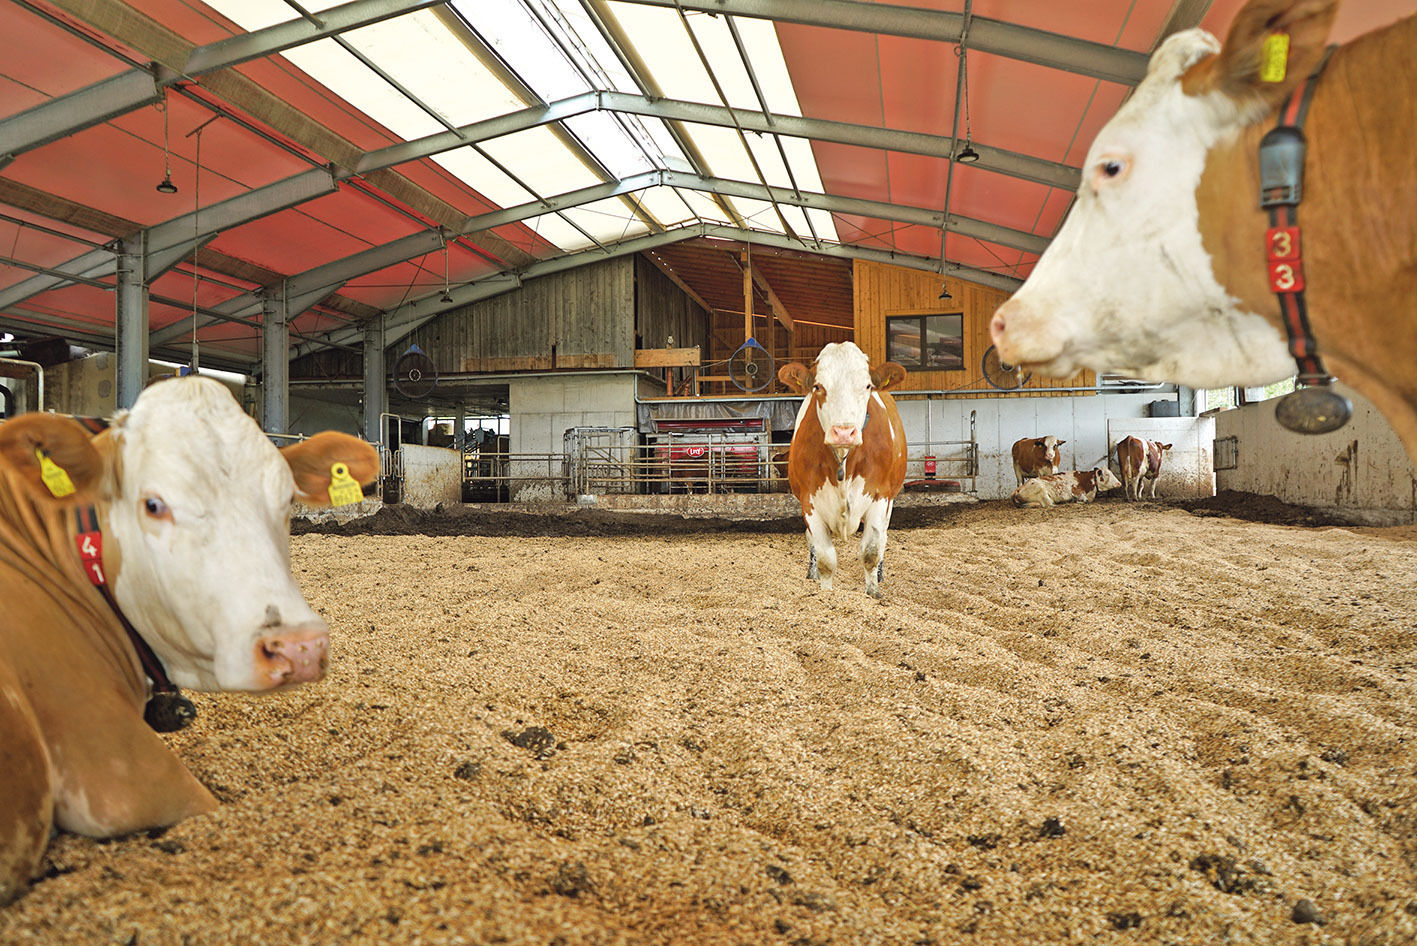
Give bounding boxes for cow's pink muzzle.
[827,424,861,447]
[254,623,329,687]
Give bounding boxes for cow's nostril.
[990,313,1007,343]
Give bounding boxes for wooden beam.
[749,267,795,332]
[641,251,712,314]
[634,346,702,367]
[741,248,752,341]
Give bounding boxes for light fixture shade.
[957,144,980,164]
[439,290,454,303]
[939,283,952,300]
[156,176,178,194]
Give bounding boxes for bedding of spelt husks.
[3,499,1415,945]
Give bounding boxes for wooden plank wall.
[634,256,709,355]
[406,257,635,374]
[852,259,1093,396]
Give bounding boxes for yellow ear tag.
[327,462,363,507]
[1260,33,1290,83]
[36,448,76,498]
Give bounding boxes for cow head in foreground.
[991,0,1346,390]
[778,343,908,599]
[0,377,378,904]
[1,378,378,692]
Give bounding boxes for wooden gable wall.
[852,260,1093,396]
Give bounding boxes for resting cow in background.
[1011,435,1066,486]
[779,342,907,599]
[990,0,1417,467]
[0,377,378,905]
[1116,436,1173,501]
[1012,468,1123,508]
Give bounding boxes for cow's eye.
[143,496,171,519]
[1095,157,1129,185]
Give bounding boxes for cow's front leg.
[806,545,818,580]
[860,499,892,598]
[804,515,837,590]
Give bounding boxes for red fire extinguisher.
[923,456,937,479]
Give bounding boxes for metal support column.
[115,235,149,409]
[261,291,289,435]
[454,405,465,451]
[362,317,386,444]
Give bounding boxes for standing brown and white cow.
[0,377,378,904]
[990,0,1417,467]
[1011,435,1066,486]
[1116,436,1173,501]
[778,342,907,598]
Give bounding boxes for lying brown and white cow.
[1012,468,1123,508]
[779,342,907,598]
[990,0,1417,467]
[1011,435,1066,486]
[0,376,377,904]
[1116,436,1172,501]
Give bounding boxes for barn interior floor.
[4,498,1415,944]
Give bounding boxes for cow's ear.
[1056,439,1067,447]
[1161,443,1174,451]
[281,432,380,506]
[778,363,813,394]
[871,362,907,391]
[1183,0,1338,109]
[0,413,106,502]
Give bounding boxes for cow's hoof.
[866,586,883,600]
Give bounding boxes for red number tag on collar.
[1266,225,1301,261]
[1268,260,1306,294]
[75,531,106,585]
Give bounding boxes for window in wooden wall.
[885,311,964,370]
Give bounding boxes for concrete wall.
[895,391,1177,500]
[1107,416,1216,499]
[509,373,637,501]
[400,444,462,508]
[1215,384,1417,524]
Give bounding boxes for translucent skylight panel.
[601,5,716,104]
[452,0,590,101]
[740,135,794,189]
[518,212,592,251]
[678,124,760,185]
[337,12,526,126]
[725,197,787,234]
[561,113,656,179]
[637,186,701,228]
[806,208,840,243]
[676,13,762,111]
[478,126,603,196]
[674,188,734,226]
[432,149,537,212]
[558,200,652,245]
[280,38,446,140]
[548,0,648,95]
[202,0,347,33]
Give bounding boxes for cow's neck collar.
[73,504,196,733]
[1258,45,1352,435]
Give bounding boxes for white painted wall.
[1106,416,1216,499]
[400,443,462,508]
[894,391,1176,499]
[509,373,637,501]
[1214,384,1416,524]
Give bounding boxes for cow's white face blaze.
[991,28,1294,388]
[105,377,327,692]
[806,342,876,460]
